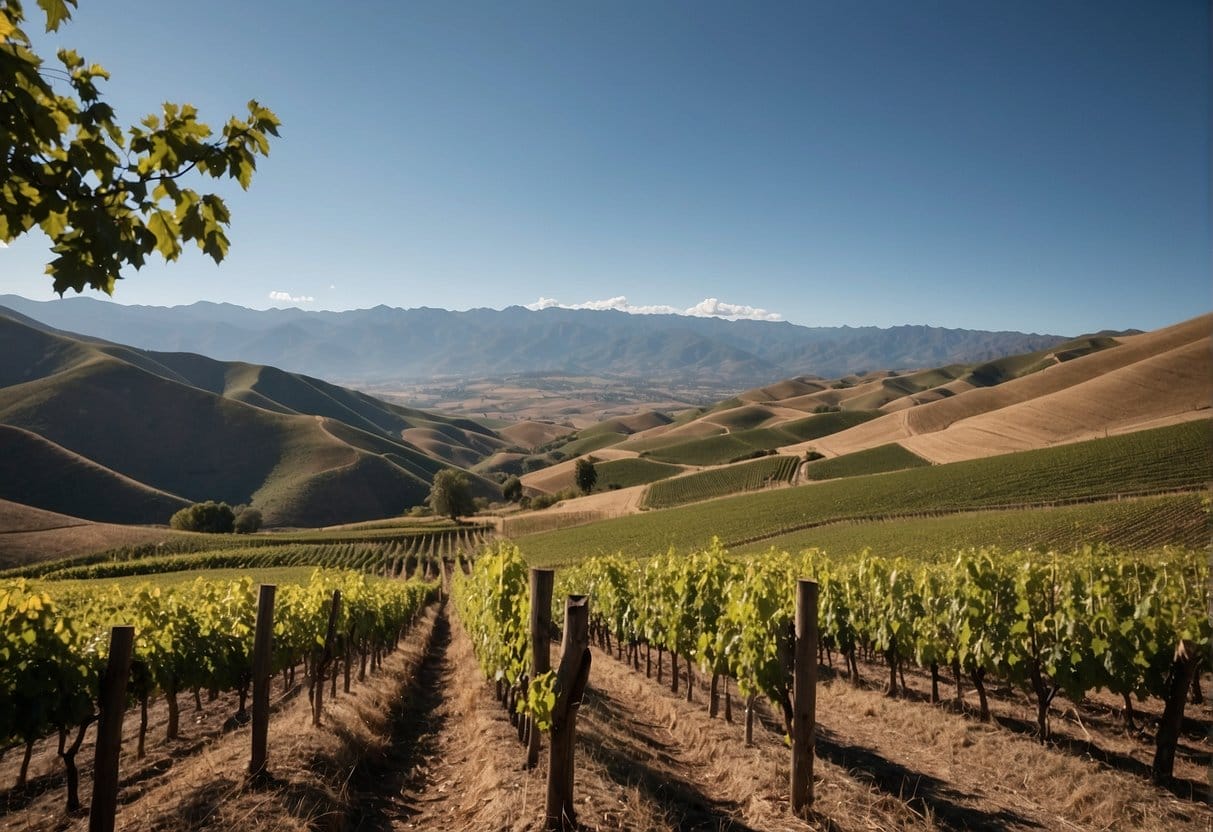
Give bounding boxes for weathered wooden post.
[313,589,342,727]
[545,595,591,831]
[249,584,276,779]
[790,579,818,816]
[528,568,554,769]
[89,626,134,832]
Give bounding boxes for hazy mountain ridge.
[0,296,1069,384]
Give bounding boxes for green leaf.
[38,0,77,32]
[146,212,182,260]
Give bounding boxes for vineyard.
[429,538,1211,829]
[2,526,491,580]
[556,543,1209,778]
[626,410,881,465]
[803,441,930,480]
[1,570,434,817]
[642,454,800,509]
[518,420,1211,564]
[733,493,1210,557]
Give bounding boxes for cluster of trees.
[169,501,261,533]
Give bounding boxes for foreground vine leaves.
[1,0,280,294]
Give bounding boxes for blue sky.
[1,0,1208,335]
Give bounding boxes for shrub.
[502,476,523,502]
[233,507,263,534]
[169,501,236,533]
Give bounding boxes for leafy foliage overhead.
[1,0,279,294]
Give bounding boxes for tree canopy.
[1,0,280,295]
[426,469,475,521]
[574,457,597,494]
[169,500,235,533]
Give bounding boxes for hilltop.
[0,308,505,527]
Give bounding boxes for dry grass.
[795,313,1211,463]
[499,421,576,451]
[584,642,1213,832]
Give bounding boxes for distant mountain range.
[0,295,1071,385]
[0,307,504,527]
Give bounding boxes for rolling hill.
[515,313,1210,505]
[0,308,505,526]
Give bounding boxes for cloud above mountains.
[269,290,314,304]
[525,295,782,322]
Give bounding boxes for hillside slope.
[0,309,502,526]
[792,313,1212,462]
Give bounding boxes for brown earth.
[784,313,1213,463]
[499,420,576,451]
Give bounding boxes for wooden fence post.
[249,584,276,779]
[313,590,342,727]
[545,595,591,831]
[790,579,818,816]
[88,626,134,832]
[528,569,554,769]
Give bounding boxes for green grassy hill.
[633,410,881,465]
[0,425,190,523]
[516,420,1210,564]
[0,310,502,526]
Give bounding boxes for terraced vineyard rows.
[519,420,1211,564]
[3,528,492,579]
[642,454,799,509]
[734,493,1210,557]
[27,527,492,582]
[804,441,930,479]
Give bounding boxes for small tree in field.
[502,476,522,502]
[427,469,475,521]
[574,458,597,494]
[169,501,235,533]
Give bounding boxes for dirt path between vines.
[351,603,673,831]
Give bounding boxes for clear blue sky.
[2,0,1209,335]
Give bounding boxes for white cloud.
[0,241,8,249]
[268,290,314,304]
[525,295,782,322]
[329,284,336,290]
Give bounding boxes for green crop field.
[805,443,930,480]
[732,493,1208,559]
[642,455,799,508]
[637,410,880,465]
[516,420,1210,565]
[3,524,491,579]
[592,457,685,490]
